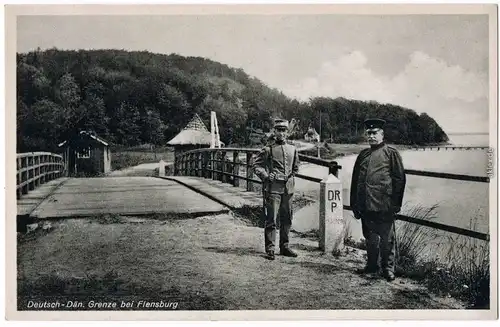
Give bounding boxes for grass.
[389,204,490,309]
[438,217,490,309]
[94,213,124,224]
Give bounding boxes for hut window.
[77,147,91,159]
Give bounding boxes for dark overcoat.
[350,143,406,213]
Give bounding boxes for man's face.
[274,127,288,141]
[365,128,384,145]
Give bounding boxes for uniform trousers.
[264,191,293,252]
[360,211,396,273]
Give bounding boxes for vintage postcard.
[5,3,498,321]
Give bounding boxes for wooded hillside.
[16,48,449,152]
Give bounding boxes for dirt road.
[18,213,464,311]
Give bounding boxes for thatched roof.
[167,114,212,146]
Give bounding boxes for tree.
[141,109,165,145]
[16,48,449,151]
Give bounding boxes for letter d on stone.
[319,174,344,254]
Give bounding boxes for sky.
[17,14,491,133]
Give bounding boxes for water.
[294,134,491,245]
[447,133,490,147]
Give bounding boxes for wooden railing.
[17,152,66,199]
[173,147,341,190]
[172,147,490,241]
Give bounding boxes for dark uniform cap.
[364,118,386,130]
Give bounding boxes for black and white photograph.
[5,3,498,320]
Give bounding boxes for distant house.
[304,127,320,142]
[58,130,111,176]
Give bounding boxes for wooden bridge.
[16,147,490,241]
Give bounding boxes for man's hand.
[391,206,401,214]
[268,172,277,182]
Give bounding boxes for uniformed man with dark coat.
[350,118,406,281]
[252,119,300,260]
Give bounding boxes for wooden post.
[201,152,206,178]
[198,152,203,177]
[47,155,51,182]
[21,157,27,195]
[203,152,209,178]
[16,157,21,199]
[183,155,187,176]
[28,155,34,191]
[190,153,195,176]
[40,155,45,184]
[34,155,39,188]
[246,152,254,192]
[158,160,165,177]
[319,173,344,255]
[174,154,179,175]
[233,151,240,187]
[210,152,215,180]
[221,151,227,183]
[214,151,219,181]
[328,161,341,178]
[192,152,196,177]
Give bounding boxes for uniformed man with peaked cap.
[350,118,406,281]
[252,118,300,260]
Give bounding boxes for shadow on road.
[203,246,264,257]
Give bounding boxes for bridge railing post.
[40,155,45,185]
[47,155,52,181]
[158,159,166,177]
[16,157,21,199]
[28,154,34,191]
[220,150,227,183]
[201,152,207,178]
[183,154,188,176]
[191,153,196,176]
[210,151,215,180]
[233,151,240,187]
[173,154,178,175]
[188,153,192,176]
[246,152,254,192]
[215,150,221,182]
[34,155,40,189]
[20,156,27,195]
[197,152,202,177]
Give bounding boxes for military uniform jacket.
[350,143,406,213]
[252,141,300,195]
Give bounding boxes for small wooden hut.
[167,114,213,157]
[58,130,111,177]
